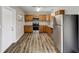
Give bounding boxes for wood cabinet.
[24,15,47,21]
[55,9,64,15]
[47,15,51,21]
[39,26,44,32]
[25,15,33,21]
[46,27,53,37]
[24,25,53,37]
[43,26,47,32]
[46,14,53,22]
[39,15,46,21]
[39,25,53,33]
[24,26,32,33]
[39,25,47,33]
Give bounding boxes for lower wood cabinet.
[39,26,43,32]
[47,27,53,37]
[39,25,47,33]
[24,26,32,33]
[39,25,53,34]
[24,25,53,37]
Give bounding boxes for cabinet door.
[24,26,32,33]
[39,16,42,21]
[25,15,33,21]
[42,15,46,21]
[39,26,44,32]
[43,26,47,32]
[28,16,32,21]
[39,26,47,33]
[39,15,46,21]
[47,15,51,21]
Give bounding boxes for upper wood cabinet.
[39,15,46,21]
[55,9,64,15]
[25,15,33,21]
[47,15,52,21]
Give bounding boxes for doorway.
[63,15,78,53]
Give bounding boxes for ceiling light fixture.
[36,7,41,12]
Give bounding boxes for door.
[1,7,16,52]
[63,15,78,53]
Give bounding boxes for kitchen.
[24,8,64,53]
[0,6,78,53]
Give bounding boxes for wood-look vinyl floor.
[4,33,59,53]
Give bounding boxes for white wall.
[25,21,48,25]
[64,7,79,15]
[39,21,47,25]
[10,7,25,41]
[25,22,32,25]
[10,6,25,41]
[14,8,25,41]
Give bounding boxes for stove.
[32,18,39,31]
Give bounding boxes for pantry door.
[1,7,16,52]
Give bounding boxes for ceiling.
[18,6,54,15]
[17,6,79,15]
